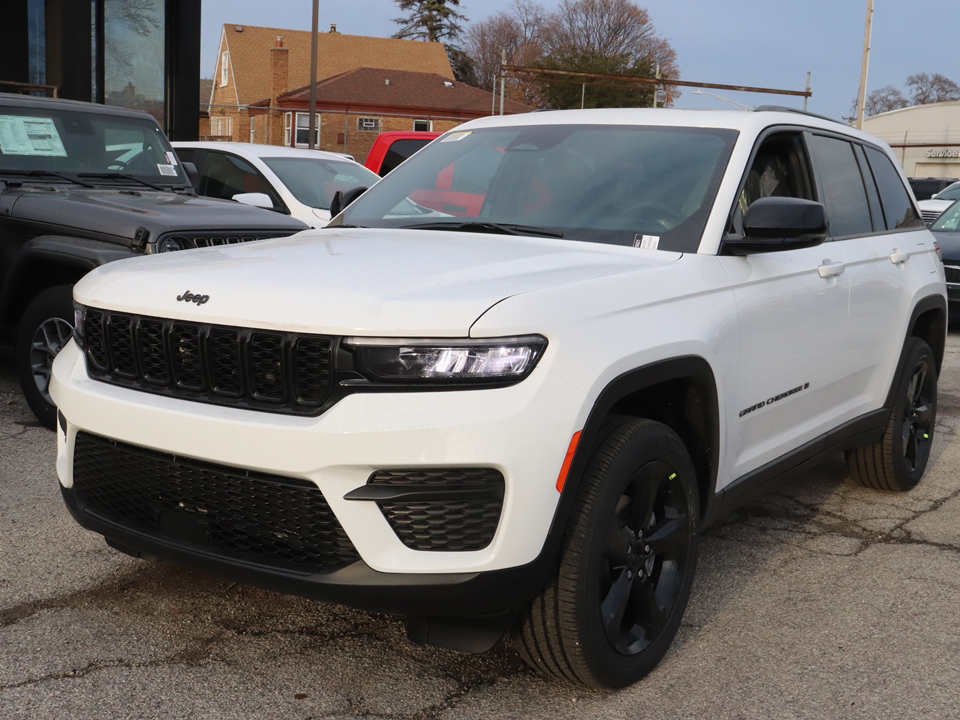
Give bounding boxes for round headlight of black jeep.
[158,236,185,253]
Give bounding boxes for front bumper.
[51,340,586,616]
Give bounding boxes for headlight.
[72,303,85,349]
[157,236,185,253]
[346,335,547,385]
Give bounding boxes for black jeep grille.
[369,468,505,551]
[944,264,960,284]
[82,310,334,415]
[72,432,359,572]
[155,229,297,250]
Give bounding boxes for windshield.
[931,200,960,231]
[935,183,960,202]
[263,156,379,210]
[0,105,187,187]
[335,124,737,252]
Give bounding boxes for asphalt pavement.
[2,337,960,719]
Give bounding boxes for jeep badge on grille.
[177,291,210,305]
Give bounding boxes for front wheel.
[16,285,75,430]
[846,337,937,492]
[515,419,700,689]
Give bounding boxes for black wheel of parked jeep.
[846,337,937,492]
[16,285,75,430]
[515,419,699,689]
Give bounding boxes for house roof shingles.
[278,67,532,116]
[219,24,454,107]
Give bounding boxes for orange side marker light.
[555,431,582,494]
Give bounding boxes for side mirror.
[232,192,274,210]
[725,197,829,255]
[329,185,368,218]
[181,161,200,190]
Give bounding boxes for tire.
[846,337,937,492]
[16,285,75,430]
[515,419,700,689]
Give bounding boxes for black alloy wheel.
[515,419,699,689]
[846,337,938,492]
[16,285,75,430]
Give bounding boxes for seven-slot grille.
[921,210,942,227]
[154,229,296,249]
[944,264,960,284]
[82,310,334,415]
[72,432,359,572]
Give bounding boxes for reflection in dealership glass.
[334,125,738,252]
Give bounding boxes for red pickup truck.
[364,131,441,176]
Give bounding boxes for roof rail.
[753,105,843,125]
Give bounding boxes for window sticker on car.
[157,164,177,176]
[0,115,68,157]
[441,132,472,143]
[634,234,660,250]
[165,151,179,166]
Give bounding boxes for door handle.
[818,260,845,278]
[890,250,909,265]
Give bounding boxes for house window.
[210,116,233,139]
[357,117,381,133]
[414,119,433,132]
[285,112,320,147]
[220,52,229,87]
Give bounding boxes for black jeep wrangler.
[0,93,307,429]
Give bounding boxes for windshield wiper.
[400,221,564,238]
[0,170,95,188]
[78,172,169,192]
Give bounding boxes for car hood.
[8,186,306,241]
[932,230,960,262]
[74,227,680,336]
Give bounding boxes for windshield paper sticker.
[0,116,68,157]
[441,131,471,142]
[157,164,177,176]
[634,234,660,250]
[164,151,179,166]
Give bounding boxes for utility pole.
[308,0,319,149]
[652,63,660,108]
[804,72,811,112]
[499,49,506,115]
[855,0,874,130]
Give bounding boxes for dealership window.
[358,117,381,133]
[284,112,320,148]
[414,119,433,132]
[220,52,229,86]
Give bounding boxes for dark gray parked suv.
[0,93,306,428]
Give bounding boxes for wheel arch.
[906,294,946,375]
[0,236,125,326]
[548,356,720,540]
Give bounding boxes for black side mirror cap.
[725,197,829,255]
[329,185,368,218]
[181,161,200,191]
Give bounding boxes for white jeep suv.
[51,107,946,689]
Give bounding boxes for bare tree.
[393,0,467,43]
[864,85,909,116]
[465,0,546,97]
[542,0,680,105]
[906,73,960,105]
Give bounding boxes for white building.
[862,101,960,178]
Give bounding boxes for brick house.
[208,23,455,143]
[250,67,532,160]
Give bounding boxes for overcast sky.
[201,0,960,122]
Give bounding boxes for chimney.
[329,24,338,33]
[270,38,289,101]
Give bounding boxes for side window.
[200,152,281,210]
[864,146,923,230]
[380,139,431,175]
[730,132,812,234]
[854,144,884,230]
[807,134,873,238]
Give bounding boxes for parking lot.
[2,335,960,719]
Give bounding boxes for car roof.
[172,141,355,162]
[0,92,157,121]
[454,107,878,145]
